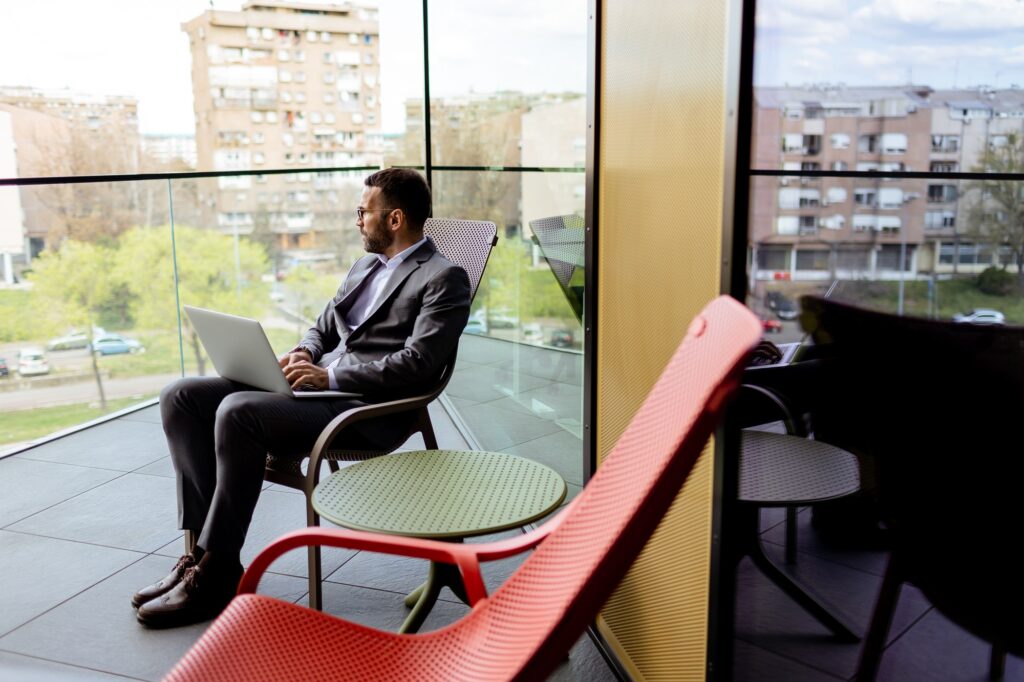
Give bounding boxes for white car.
[17,348,49,376]
[952,309,1005,325]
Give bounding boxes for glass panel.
[434,168,585,499]
[0,179,172,453]
[424,0,587,168]
[170,169,370,375]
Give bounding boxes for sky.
[0,0,585,135]
[0,0,1021,135]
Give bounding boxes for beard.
[362,225,394,254]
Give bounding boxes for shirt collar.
[376,236,428,270]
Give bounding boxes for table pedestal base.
[400,561,470,634]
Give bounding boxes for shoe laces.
[173,554,197,578]
[181,565,202,595]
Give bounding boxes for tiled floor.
[2,334,1020,680]
[0,394,609,681]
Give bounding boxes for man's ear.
[389,208,405,230]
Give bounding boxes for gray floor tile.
[761,505,889,577]
[449,399,565,451]
[0,459,121,528]
[733,640,844,681]
[490,346,583,386]
[876,609,1024,682]
[324,550,462,603]
[117,404,163,425]
[446,364,553,405]
[0,555,209,681]
[7,474,180,553]
[17,420,168,472]
[0,531,141,637]
[0,651,128,681]
[320,581,470,633]
[547,633,619,682]
[505,429,585,487]
[236,490,357,579]
[454,335,516,366]
[131,456,175,479]
[497,381,583,424]
[734,542,931,679]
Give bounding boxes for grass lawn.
[831,277,1024,325]
[0,396,152,447]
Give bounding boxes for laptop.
[183,305,360,399]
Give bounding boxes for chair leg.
[419,409,438,450]
[989,643,1006,681]
[183,529,197,555]
[785,507,798,564]
[306,498,323,611]
[856,556,904,681]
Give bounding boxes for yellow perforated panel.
[596,0,737,678]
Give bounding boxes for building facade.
[182,0,381,256]
[751,85,1024,294]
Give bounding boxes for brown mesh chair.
[801,296,1024,680]
[529,214,585,323]
[263,218,498,610]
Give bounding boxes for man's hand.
[282,358,330,391]
[278,350,312,369]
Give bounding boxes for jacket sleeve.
[330,264,471,395]
[292,295,341,363]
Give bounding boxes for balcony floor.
[1,389,1021,679]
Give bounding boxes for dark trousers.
[159,377,371,556]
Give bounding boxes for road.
[0,372,180,412]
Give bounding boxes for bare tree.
[964,132,1024,290]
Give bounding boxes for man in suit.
[133,168,471,628]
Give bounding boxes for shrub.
[977,266,1014,296]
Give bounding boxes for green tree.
[28,240,117,407]
[965,133,1024,290]
[114,225,270,375]
[283,264,340,331]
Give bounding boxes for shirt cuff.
[327,368,338,390]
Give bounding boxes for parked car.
[17,348,49,376]
[550,329,575,348]
[463,318,487,335]
[952,309,1005,325]
[489,308,519,329]
[761,318,783,333]
[46,330,91,351]
[92,333,145,355]
[775,298,799,321]
[0,356,8,377]
[521,323,543,344]
[765,291,787,311]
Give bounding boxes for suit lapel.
[334,258,382,315]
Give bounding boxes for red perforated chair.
[166,296,761,682]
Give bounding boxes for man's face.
[357,186,395,254]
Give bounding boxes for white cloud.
[854,0,1024,32]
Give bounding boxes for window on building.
[757,248,790,270]
[776,216,799,235]
[252,132,264,144]
[930,161,958,173]
[880,133,907,154]
[323,52,334,64]
[854,188,877,206]
[306,30,318,42]
[320,31,331,42]
[280,91,292,103]
[832,160,848,171]
[877,187,903,208]
[877,244,911,270]
[799,189,820,207]
[324,112,336,123]
[253,152,265,164]
[989,134,1010,149]
[782,133,803,152]
[363,53,374,65]
[324,92,335,104]
[247,27,261,42]
[826,187,847,203]
[798,215,817,233]
[352,112,364,124]
[830,133,850,149]
[821,214,845,230]
[323,72,336,84]
[927,184,958,203]
[852,214,877,232]
[858,134,878,153]
[801,161,820,171]
[349,33,359,44]
[879,162,906,172]
[277,49,290,61]
[294,50,305,62]
[261,27,273,41]
[310,111,322,124]
[836,249,869,270]
[279,69,292,83]
[294,71,306,83]
[796,250,829,270]
[931,135,960,152]
[925,210,956,229]
[250,111,264,123]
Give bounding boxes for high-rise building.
[182,0,381,254]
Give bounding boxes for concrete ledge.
[0,371,110,393]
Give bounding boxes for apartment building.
[751,85,1024,291]
[182,0,381,254]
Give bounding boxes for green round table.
[312,449,567,633]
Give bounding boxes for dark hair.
[364,168,432,230]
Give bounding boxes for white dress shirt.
[326,237,428,389]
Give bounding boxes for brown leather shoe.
[136,559,243,629]
[131,553,197,609]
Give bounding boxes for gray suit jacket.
[296,238,471,398]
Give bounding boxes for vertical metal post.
[898,238,906,315]
[421,0,433,192]
[169,179,185,377]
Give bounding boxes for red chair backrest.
[447,295,760,679]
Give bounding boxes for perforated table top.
[739,431,861,506]
[312,450,567,539]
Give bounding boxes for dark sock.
[191,544,206,562]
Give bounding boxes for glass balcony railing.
[0,167,586,501]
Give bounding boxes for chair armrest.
[305,393,436,487]
[738,383,801,436]
[238,521,557,606]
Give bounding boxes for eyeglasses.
[356,207,394,220]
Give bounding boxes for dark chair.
[164,296,763,682]
[529,214,585,323]
[263,217,498,610]
[801,296,1024,680]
